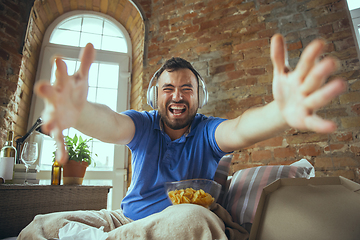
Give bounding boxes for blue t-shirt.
[121,110,227,220]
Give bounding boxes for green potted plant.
[53,134,96,185]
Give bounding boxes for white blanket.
[18,204,248,240]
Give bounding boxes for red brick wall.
[141,0,360,182]
[1,0,359,184]
[0,0,35,146]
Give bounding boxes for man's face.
[157,68,199,130]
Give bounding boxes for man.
[18,34,346,239]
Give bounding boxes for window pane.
[347,0,360,10]
[58,17,82,31]
[39,137,56,170]
[62,128,70,138]
[51,15,128,54]
[80,32,102,49]
[101,36,127,53]
[88,63,99,87]
[50,62,56,84]
[67,128,91,141]
[103,21,123,37]
[50,29,80,46]
[90,141,114,170]
[82,17,103,35]
[98,63,119,89]
[87,86,97,102]
[96,88,117,111]
[75,60,81,72]
[63,59,75,75]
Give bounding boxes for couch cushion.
[222,162,314,232]
[214,155,233,204]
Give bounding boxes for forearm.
[75,101,135,145]
[216,101,290,152]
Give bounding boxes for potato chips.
[168,187,215,208]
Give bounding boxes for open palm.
[35,43,96,162]
[270,34,346,133]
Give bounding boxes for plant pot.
[62,160,89,185]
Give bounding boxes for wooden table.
[0,184,112,239]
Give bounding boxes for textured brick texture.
[0,0,35,146]
[1,0,360,184]
[141,0,360,183]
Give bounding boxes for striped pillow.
[223,165,313,232]
[213,155,233,204]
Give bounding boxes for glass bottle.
[0,129,17,183]
[51,160,62,185]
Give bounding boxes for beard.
[158,100,197,130]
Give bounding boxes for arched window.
[49,14,128,53]
[347,0,360,57]
[29,11,132,210]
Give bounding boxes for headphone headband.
[147,67,208,109]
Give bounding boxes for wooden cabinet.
[0,184,112,239]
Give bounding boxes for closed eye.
[182,88,193,92]
[163,87,174,92]
[161,84,194,93]
[181,83,194,92]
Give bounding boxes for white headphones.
[147,68,208,109]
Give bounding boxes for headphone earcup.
[198,79,208,108]
[148,85,158,109]
[198,85,204,108]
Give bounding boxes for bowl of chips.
[165,179,221,208]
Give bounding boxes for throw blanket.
[18,204,248,240]
[210,203,249,240]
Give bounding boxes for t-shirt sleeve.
[205,117,232,159]
[122,110,150,151]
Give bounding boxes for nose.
[172,88,183,102]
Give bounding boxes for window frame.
[349,8,360,60]
[28,10,132,210]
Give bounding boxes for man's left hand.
[271,34,346,133]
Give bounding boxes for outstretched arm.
[35,43,135,164]
[215,34,346,152]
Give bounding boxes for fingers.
[53,127,68,164]
[294,39,325,81]
[37,96,59,136]
[34,81,56,101]
[78,43,95,78]
[270,34,286,74]
[304,115,337,133]
[34,82,63,137]
[300,57,339,95]
[33,45,94,166]
[54,58,69,90]
[303,78,346,110]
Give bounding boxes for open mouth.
[168,104,187,116]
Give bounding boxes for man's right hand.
[35,43,96,164]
